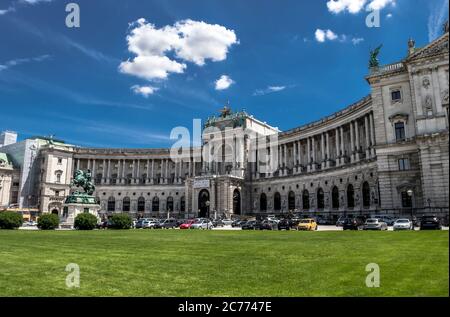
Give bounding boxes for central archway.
[233,189,241,215]
[198,189,210,218]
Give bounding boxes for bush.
[0,212,23,229]
[109,214,132,230]
[37,214,60,230]
[74,213,98,230]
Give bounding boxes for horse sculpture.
[71,169,95,196]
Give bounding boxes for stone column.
[188,160,192,177]
[340,126,345,163]
[107,159,111,184]
[355,120,360,161]
[350,122,355,162]
[121,159,126,184]
[311,137,316,172]
[179,159,183,183]
[136,160,140,183]
[76,158,80,171]
[326,132,330,168]
[307,138,311,172]
[283,144,287,175]
[102,159,106,183]
[320,133,325,169]
[87,159,91,170]
[165,160,169,184]
[151,159,155,184]
[298,141,302,173]
[370,113,376,157]
[92,159,96,177]
[146,159,150,183]
[365,115,371,158]
[335,128,340,166]
[132,160,136,183]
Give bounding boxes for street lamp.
[407,189,414,230]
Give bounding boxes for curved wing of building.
[3,31,448,222]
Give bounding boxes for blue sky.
[0,0,448,148]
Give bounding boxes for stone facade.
[2,31,448,221]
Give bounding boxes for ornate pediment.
[407,33,449,62]
[389,113,409,123]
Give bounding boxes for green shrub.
[0,212,23,229]
[74,213,98,230]
[109,214,132,230]
[37,214,60,230]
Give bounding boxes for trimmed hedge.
[37,214,60,230]
[74,213,98,230]
[109,214,132,230]
[0,212,23,229]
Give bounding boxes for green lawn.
[0,230,448,297]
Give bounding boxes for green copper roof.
[0,152,12,166]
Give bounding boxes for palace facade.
[1,30,449,221]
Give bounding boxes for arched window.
[288,191,296,211]
[180,196,186,212]
[362,182,371,208]
[332,186,340,209]
[107,197,115,212]
[260,193,267,212]
[137,197,145,212]
[401,191,413,208]
[317,188,325,209]
[152,197,160,212]
[302,190,310,210]
[167,196,174,212]
[122,197,131,212]
[274,192,281,211]
[347,184,355,208]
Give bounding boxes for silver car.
[363,218,388,231]
[190,219,213,230]
[393,219,413,231]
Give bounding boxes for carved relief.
[422,77,430,89]
[442,89,449,105]
[424,95,433,115]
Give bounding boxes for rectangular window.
[55,191,60,196]
[57,158,63,165]
[391,90,402,102]
[395,122,406,141]
[398,158,411,171]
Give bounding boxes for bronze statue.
[369,45,383,68]
[71,169,95,195]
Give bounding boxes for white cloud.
[120,18,239,82]
[173,20,239,66]
[0,54,50,72]
[386,13,393,18]
[315,29,363,45]
[428,0,449,42]
[215,75,234,90]
[352,37,364,45]
[326,0,396,14]
[131,85,159,98]
[1,0,52,16]
[327,0,366,14]
[253,86,287,96]
[119,55,186,81]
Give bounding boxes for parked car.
[342,217,366,230]
[212,219,225,228]
[393,219,413,231]
[190,219,213,230]
[154,218,179,229]
[231,219,243,227]
[180,219,196,229]
[297,219,318,231]
[258,220,278,230]
[277,218,296,230]
[142,220,158,229]
[363,218,388,231]
[336,216,347,227]
[420,216,442,230]
[221,219,234,226]
[241,220,259,230]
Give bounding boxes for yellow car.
[297,219,318,231]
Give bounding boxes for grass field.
[0,230,448,297]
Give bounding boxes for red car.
[179,220,196,229]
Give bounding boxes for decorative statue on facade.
[369,45,383,68]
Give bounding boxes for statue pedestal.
[60,193,101,229]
